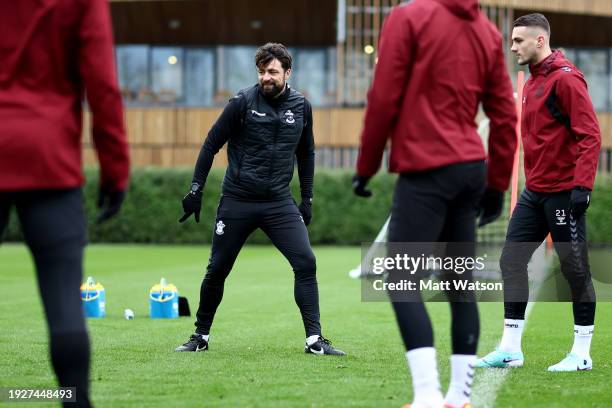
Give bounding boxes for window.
[576,49,609,111]
[151,47,184,104]
[326,47,338,104]
[114,45,338,107]
[288,47,337,106]
[185,49,214,106]
[560,47,576,64]
[116,45,148,102]
[609,48,612,111]
[292,49,327,106]
[220,46,257,95]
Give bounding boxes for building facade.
[84,0,612,172]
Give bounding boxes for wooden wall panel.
[82,111,92,145]
[141,109,176,145]
[330,109,365,146]
[600,113,611,149]
[175,109,188,146]
[125,109,145,145]
[129,147,153,167]
[312,110,333,145]
[156,147,174,166]
[212,150,228,168]
[184,109,223,145]
[82,109,612,168]
[83,147,97,166]
[173,147,201,167]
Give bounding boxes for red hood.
[528,50,578,77]
[434,0,479,20]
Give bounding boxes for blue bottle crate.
[80,277,105,318]
[149,278,179,319]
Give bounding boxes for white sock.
[406,347,444,407]
[306,335,320,346]
[444,355,475,408]
[571,325,594,358]
[196,334,209,342]
[498,319,524,352]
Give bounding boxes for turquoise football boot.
[474,349,524,368]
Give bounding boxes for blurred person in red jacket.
[0,1,130,406]
[476,13,600,373]
[353,0,517,407]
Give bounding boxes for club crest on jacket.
[284,110,295,124]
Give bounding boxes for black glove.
[478,188,504,227]
[298,200,312,226]
[96,188,126,223]
[352,175,372,197]
[179,183,203,223]
[569,186,590,218]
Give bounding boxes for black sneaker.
[304,336,346,356]
[174,334,208,352]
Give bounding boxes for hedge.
[3,169,611,245]
[585,174,612,244]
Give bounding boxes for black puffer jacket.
[191,84,315,201]
[223,85,305,199]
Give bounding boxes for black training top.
[191,84,314,201]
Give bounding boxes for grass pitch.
[0,244,610,407]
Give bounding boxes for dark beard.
[260,81,284,97]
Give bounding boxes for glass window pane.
[152,47,184,104]
[116,45,149,104]
[326,47,337,105]
[560,47,576,63]
[576,50,608,111]
[185,49,214,106]
[343,52,371,106]
[221,46,257,95]
[292,48,327,106]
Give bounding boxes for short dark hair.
[255,43,292,71]
[513,13,551,37]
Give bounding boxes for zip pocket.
[235,152,244,182]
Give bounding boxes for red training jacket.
[0,0,130,191]
[521,50,601,192]
[356,0,517,192]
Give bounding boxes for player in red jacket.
[353,1,517,407]
[476,13,600,372]
[0,1,130,406]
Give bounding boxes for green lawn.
[0,244,610,407]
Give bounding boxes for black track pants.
[501,188,595,325]
[0,189,91,408]
[195,197,321,337]
[387,161,485,354]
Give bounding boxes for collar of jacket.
[528,49,565,77]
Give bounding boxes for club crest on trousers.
[215,220,226,235]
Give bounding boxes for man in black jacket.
[175,43,344,356]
